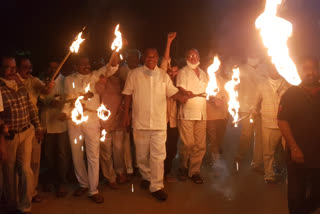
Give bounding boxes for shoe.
[190,174,204,184]
[151,189,168,201]
[56,185,68,198]
[73,187,88,197]
[117,173,129,184]
[140,180,150,190]
[32,194,42,203]
[108,182,120,189]
[177,168,188,181]
[88,193,104,204]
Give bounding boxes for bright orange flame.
[71,96,88,125]
[225,67,240,127]
[255,0,301,85]
[206,56,221,99]
[97,104,111,121]
[100,129,107,142]
[70,32,85,53]
[111,24,123,52]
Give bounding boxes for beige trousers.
[178,120,206,177]
[262,127,285,180]
[31,137,41,197]
[3,126,34,212]
[100,130,126,183]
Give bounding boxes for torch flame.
[225,67,241,127]
[70,32,85,53]
[255,0,301,85]
[100,129,107,142]
[71,96,88,125]
[206,56,221,99]
[97,104,111,121]
[85,84,90,93]
[111,24,123,52]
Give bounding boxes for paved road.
[31,123,291,214]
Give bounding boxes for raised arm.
[160,32,176,71]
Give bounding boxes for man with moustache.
[0,54,42,214]
[176,49,209,184]
[278,56,320,214]
[16,55,54,203]
[122,48,190,201]
[62,55,119,203]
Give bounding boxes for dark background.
[0,0,319,75]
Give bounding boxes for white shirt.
[122,65,178,130]
[63,65,119,123]
[238,64,264,113]
[176,65,209,120]
[41,74,68,133]
[22,75,46,111]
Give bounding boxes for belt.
[12,124,31,134]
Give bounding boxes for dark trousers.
[45,132,71,186]
[206,119,228,157]
[164,125,179,175]
[287,162,320,214]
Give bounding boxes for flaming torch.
[206,56,221,100]
[100,129,107,142]
[97,104,111,121]
[225,67,241,127]
[71,84,91,125]
[51,27,86,81]
[255,0,301,85]
[107,24,123,67]
[71,96,88,125]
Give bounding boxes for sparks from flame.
[81,146,84,152]
[74,139,77,144]
[97,104,111,121]
[70,32,85,53]
[120,54,123,60]
[206,56,221,100]
[79,135,82,140]
[255,0,301,85]
[225,68,240,127]
[71,96,88,125]
[250,118,254,124]
[111,24,123,52]
[72,82,75,89]
[132,184,134,192]
[100,129,107,142]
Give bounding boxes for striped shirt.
[0,80,41,131]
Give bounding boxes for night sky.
[0,0,319,74]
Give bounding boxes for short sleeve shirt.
[176,65,209,120]
[122,65,178,130]
[278,86,320,168]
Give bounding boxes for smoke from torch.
[206,56,221,100]
[225,68,241,127]
[255,0,301,86]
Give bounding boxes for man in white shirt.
[62,55,119,203]
[235,56,264,172]
[176,49,208,184]
[254,63,290,183]
[122,48,189,201]
[40,59,70,197]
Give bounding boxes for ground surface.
[30,124,292,214]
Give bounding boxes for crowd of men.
[0,32,319,214]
